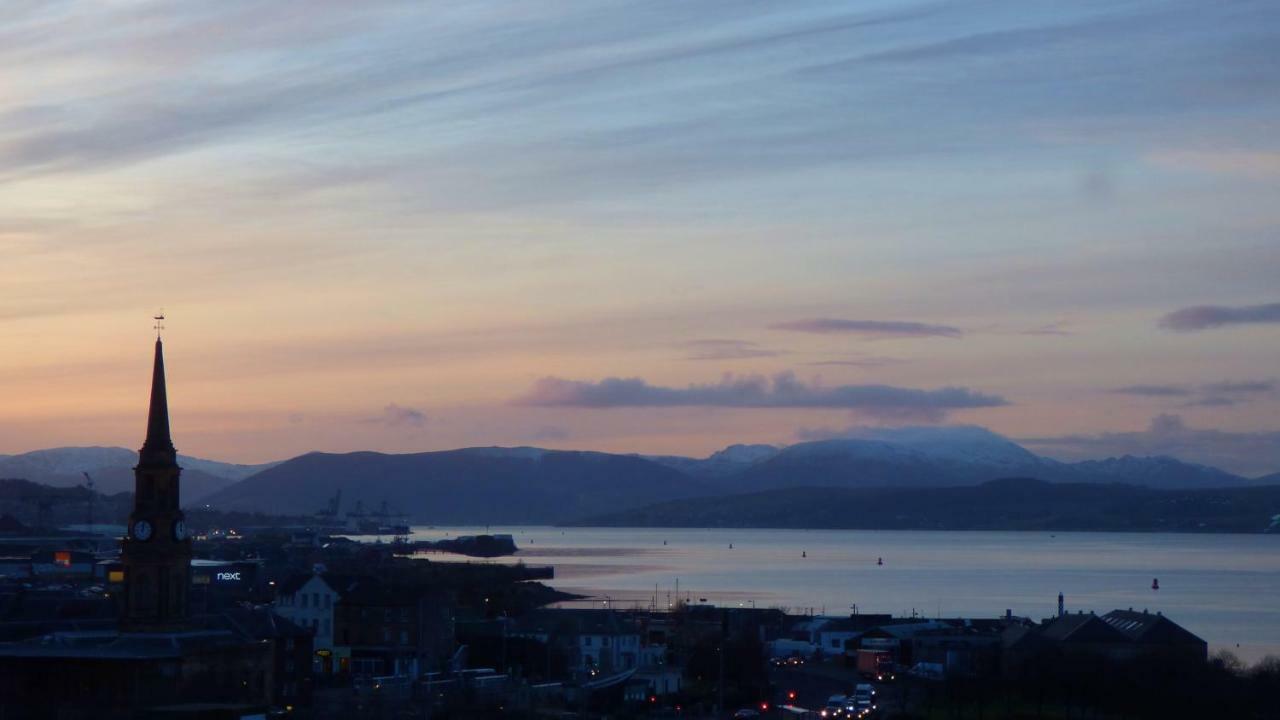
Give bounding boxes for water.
[409,526,1280,664]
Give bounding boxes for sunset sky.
[3,1,1278,474]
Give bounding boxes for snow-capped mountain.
[643,443,780,478]
[0,446,279,501]
[727,426,1250,492]
[1069,455,1243,490]
[841,425,1049,468]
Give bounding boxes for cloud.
[1108,379,1274,406]
[771,318,962,338]
[1202,380,1275,395]
[369,403,428,428]
[1183,396,1239,408]
[1159,302,1280,331]
[1185,380,1276,408]
[513,372,1006,422]
[1020,414,1280,477]
[1148,150,1280,179]
[1017,321,1073,336]
[528,425,570,442]
[682,339,782,361]
[1110,385,1192,397]
[808,356,905,368]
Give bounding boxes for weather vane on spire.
[154,310,166,339]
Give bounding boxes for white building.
[275,572,363,674]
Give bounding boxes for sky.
[2,0,1278,475]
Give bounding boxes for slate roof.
[1102,609,1205,646]
[1039,613,1130,644]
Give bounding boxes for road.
[768,662,904,718]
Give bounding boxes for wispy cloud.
[807,356,905,368]
[682,339,782,361]
[367,403,428,428]
[1203,380,1275,395]
[1017,321,1073,336]
[513,372,1005,422]
[527,425,569,442]
[1149,150,1280,179]
[771,318,962,338]
[1160,302,1280,331]
[1021,414,1280,478]
[1110,385,1192,397]
[1187,380,1276,408]
[1109,379,1275,407]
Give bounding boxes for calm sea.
[409,526,1280,663]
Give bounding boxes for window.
[583,636,593,647]
[322,619,330,635]
[399,630,409,645]
[382,628,391,643]
[384,609,392,622]
[400,607,409,622]
[603,636,610,646]
[831,639,840,648]
[300,594,309,608]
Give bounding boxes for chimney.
[1057,592,1064,618]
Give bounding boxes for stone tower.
[120,335,192,631]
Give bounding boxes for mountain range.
[6,427,1275,526]
[193,426,1273,525]
[0,446,277,502]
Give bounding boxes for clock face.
[133,520,153,541]
[173,520,188,541]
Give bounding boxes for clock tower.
[121,328,192,631]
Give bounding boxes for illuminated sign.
[108,570,124,583]
[215,572,242,581]
[315,649,332,657]
[54,551,71,568]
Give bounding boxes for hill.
[642,443,779,478]
[0,447,278,502]
[0,478,133,529]
[722,428,1248,492]
[199,427,1271,524]
[200,447,713,524]
[570,478,1280,533]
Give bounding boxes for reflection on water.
[410,526,1280,663]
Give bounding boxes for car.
[733,709,761,719]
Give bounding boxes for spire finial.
[140,320,176,464]
[154,310,165,339]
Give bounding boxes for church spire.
[123,320,191,632]
[140,333,176,465]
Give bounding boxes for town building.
[276,571,371,675]
[333,580,456,677]
[512,609,643,677]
